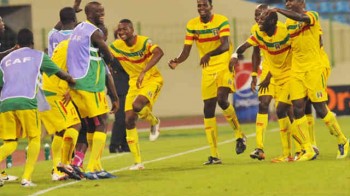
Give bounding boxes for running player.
[168,0,246,165]
[110,19,163,170]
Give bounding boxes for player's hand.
[168,58,178,70]
[258,77,270,94]
[229,57,238,72]
[251,76,257,93]
[137,71,145,89]
[73,0,82,13]
[62,90,72,106]
[110,99,120,114]
[200,54,210,68]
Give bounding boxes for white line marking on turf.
[30,128,279,196]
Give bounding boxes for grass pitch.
[1,117,349,196]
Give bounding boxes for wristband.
[251,72,258,77]
[231,53,238,59]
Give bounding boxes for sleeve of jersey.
[184,21,194,45]
[109,42,119,58]
[219,20,231,37]
[41,54,61,77]
[306,11,318,26]
[246,34,259,47]
[148,43,159,53]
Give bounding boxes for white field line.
[31,127,279,196]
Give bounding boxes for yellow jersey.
[286,11,322,72]
[185,14,232,74]
[109,35,162,83]
[42,40,69,96]
[247,21,292,86]
[250,23,270,75]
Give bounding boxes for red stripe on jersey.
[117,53,151,63]
[197,36,220,43]
[260,45,291,55]
[290,25,310,38]
[220,28,230,33]
[185,35,194,40]
[250,36,260,45]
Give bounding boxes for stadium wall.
[2,0,350,117]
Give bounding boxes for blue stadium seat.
[335,1,350,12]
[320,2,334,14]
[306,2,317,11]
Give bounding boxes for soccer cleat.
[0,178,4,187]
[129,163,145,170]
[294,151,302,161]
[21,179,37,187]
[84,172,99,180]
[51,172,68,181]
[96,170,117,179]
[57,163,81,180]
[336,139,349,159]
[1,171,18,182]
[250,148,265,160]
[271,155,294,163]
[149,118,160,141]
[296,150,317,162]
[312,146,320,156]
[203,156,222,165]
[235,137,247,154]
[71,165,86,179]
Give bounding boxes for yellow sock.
[323,111,347,144]
[292,122,303,154]
[22,136,40,180]
[255,113,268,149]
[204,117,219,158]
[86,131,106,172]
[138,105,158,126]
[223,104,243,139]
[292,116,313,153]
[94,155,103,171]
[87,132,94,151]
[278,117,292,156]
[306,114,317,146]
[0,141,18,162]
[61,128,78,165]
[126,128,142,163]
[51,135,63,172]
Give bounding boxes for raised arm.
[270,8,310,23]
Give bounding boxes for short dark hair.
[208,0,212,6]
[119,19,133,27]
[60,7,76,25]
[85,1,101,15]
[17,28,33,47]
